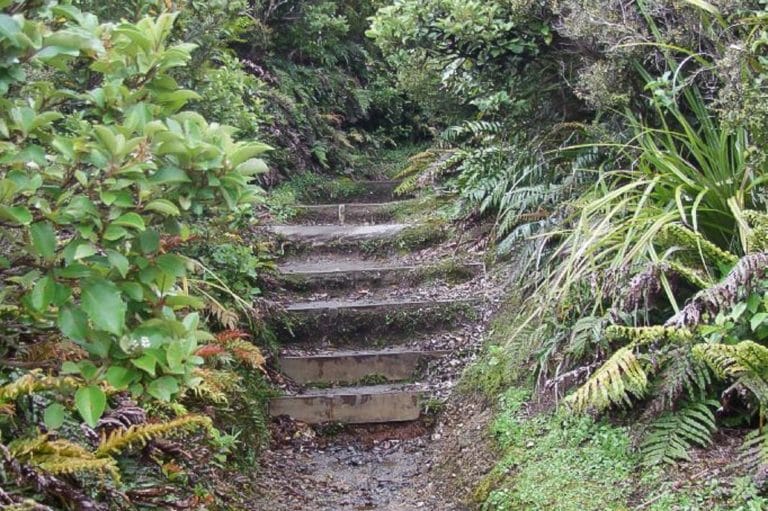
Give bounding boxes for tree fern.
[567,346,649,412]
[639,399,718,465]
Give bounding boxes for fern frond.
[0,370,81,402]
[567,347,649,413]
[96,415,212,457]
[647,351,712,414]
[659,224,739,267]
[9,435,120,481]
[639,400,718,465]
[740,428,768,469]
[693,340,768,406]
[190,368,241,403]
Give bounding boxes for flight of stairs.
[267,181,483,424]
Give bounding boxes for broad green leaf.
[81,278,126,335]
[61,361,80,374]
[145,199,180,217]
[0,205,32,225]
[107,250,129,278]
[30,275,54,311]
[112,212,145,230]
[147,376,179,401]
[58,305,89,342]
[75,385,106,427]
[751,312,768,332]
[156,254,186,277]
[236,158,269,176]
[138,230,160,254]
[77,360,99,380]
[106,366,138,389]
[229,142,272,167]
[131,353,157,376]
[44,403,66,430]
[73,243,98,260]
[103,224,128,241]
[30,222,56,260]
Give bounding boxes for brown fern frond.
[666,252,768,328]
[96,415,212,457]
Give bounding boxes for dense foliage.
[369,0,768,505]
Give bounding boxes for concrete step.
[279,349,449,384]
[268,223,445,255]
[291,201,411,225]
[279,259,485,292]
[269,384,422,424]
[275,298,480,344]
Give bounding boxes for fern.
[646,350,712,414]
[693,340,768,408]
[639,400,718,465]
[567,346,649,412]
[9,435,119,481]
[740,428,768,469]
[0,370,81,402]
[96,415,212,457]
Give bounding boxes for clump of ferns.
[393,148,454,195]
[565,246,768,466]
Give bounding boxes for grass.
[475,387,635,511]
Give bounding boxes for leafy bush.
[0,6,275,507]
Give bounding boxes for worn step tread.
[269,383,423,424]
[285,297,479,312]
[269,223,410,243]
[292,201,412,224]
[279,259,484,275]
[279,349,449,384]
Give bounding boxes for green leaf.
[30,275,54,311]
[75,385,106,428]
[103,224,128,241]
[166,340,187,373]
[131,353,157,376]
[81,278,126,335]
[0,205,32,225]
[73,243,98,260]
[156,254,186,277]
[229,142,272,168]
[77,360,99,380]
[145,199,180,217]
[106,366,138,389]
[236,158,269,176]
[107,250,130,278]
[44,403,66,430]
[30,222,56,260]
[112,212,146,230]
[147,376,179,401]
[138,230,161,255]
[751,312,768,332]
[61,361,80,375]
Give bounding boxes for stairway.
[267,181,483,424]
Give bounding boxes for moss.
[359,220,449,255]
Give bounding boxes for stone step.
[291,201,411,225]
[279,259,485,292]
[279,349,449,384]
[268,223,445,255]
[269,384,422,424]
[275,298,480,344]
